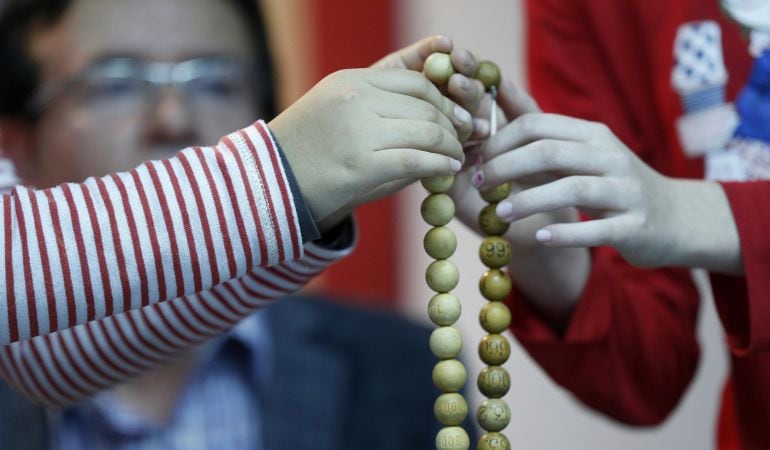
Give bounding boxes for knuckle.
[516,113,538,134]
[428,125,446,148]
[535,140,560,167]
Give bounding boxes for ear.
[0,118,38,185]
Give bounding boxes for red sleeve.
[710,181,770,356]
[511,0,702,426]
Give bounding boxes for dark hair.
[0,0,277,120]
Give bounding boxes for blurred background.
[0,0,728,448]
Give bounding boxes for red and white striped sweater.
[0,120,350,407]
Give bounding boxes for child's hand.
[269,68,472,232]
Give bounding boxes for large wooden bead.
[427,260,459,293]
[476,398,511,432]
[480,182,511,203]
[479,302,512,334]
[422,194,455,226]
[428,293,462,326]
[479,204,510,236]
[478,432,511,450]
[479,236,512,268]
[478,334,511,366]
[430,326,463,359]
[479,269,512,301]
[434,393,468,426]
[422,174,455,194]
[425,52,455,86]
[433,359,467,392]
[424,226,457,260]
[475,60,501,92]
[435,426,470,450]
[477,366,511,398]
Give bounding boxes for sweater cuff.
[711,181,770,355]
[509,248,611,346]
[266,126,320,243]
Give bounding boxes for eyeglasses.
[27,56,256,116]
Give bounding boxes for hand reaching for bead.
[269,67,472,233]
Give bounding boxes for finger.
[373,148,463,185]
[497,77,541,119]
[378,119,464,162]
[477,139,610,189]
[535,217,628,248]
[368,69,474,141]
[371,35,453,70]
[496,176,623,222]
[447,73,486,115]
[483,113,605,160]
[449,47,479,77]
[373,93,457,139]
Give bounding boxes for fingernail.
[473,118,490,137]
[496,200,513,219]
[472,170,484,188]
[450,159,462,173]
[454,105,472,124]
[535,229,552,243]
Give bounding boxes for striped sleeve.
[0,120,304,346]
[0,240,351,407]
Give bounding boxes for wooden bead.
[425,52,455,86]
[424,226,457,260]
[478,432,511,450]
[427,260,459,293]
[428,293,462,326]
[478,334,511,366]
[433,359,467,392]
[480,182,511,203]
[430,326,463,359]
[479,269,512,301]
[479,236,512,268]
[435,426,470,450]
[479,204,510,236]
[479,302,512,334]
[421,174,455,194]
[434,393,468,426]
[475,60,501,92]
[422,194,455,226]
[476,398,511,432]
[477,366,511,398]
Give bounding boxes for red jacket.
[512,1,770,448]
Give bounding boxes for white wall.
[396,1,728,448]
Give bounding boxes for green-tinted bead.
[478,334,511,366]
[479,269,512,301]
[435,426,470,450]
[479,302,512,334]
[477,399,511,432]
[480,182,511,203]
[477,432,511,450]
[424,226,457,260]
[477,366,511,398]
[421,175,455,194]
[478,204,510,236]
[428,293,462,326]
[434,393,468,426]
[475,60,502,92]
[479,236,512,268]
[430,327,463,359]
[425,52,455,86]
[433,359,467,392]
[422,194,455,226]
[427,260,459,293]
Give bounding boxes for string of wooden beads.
[423,53,512,450]
[475,60,512,450]
[423,51,469,450]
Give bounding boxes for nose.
[144,86,197,148]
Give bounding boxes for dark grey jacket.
[0,297,474,450]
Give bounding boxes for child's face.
[17,0,266,187]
